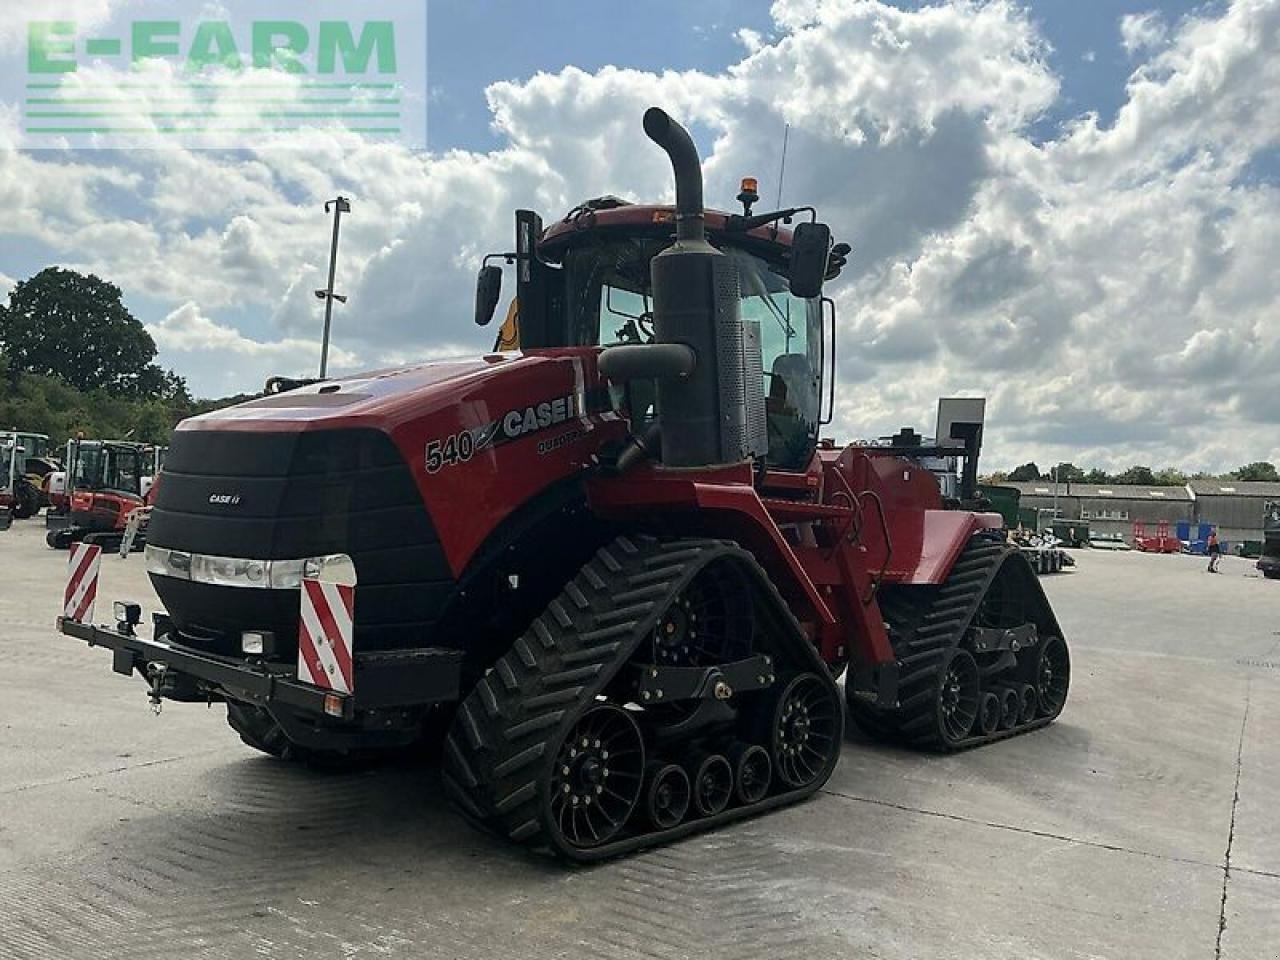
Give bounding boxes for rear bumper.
[59,616,464,720]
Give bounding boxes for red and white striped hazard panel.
[297,577,355,694]
[64,542,102,624]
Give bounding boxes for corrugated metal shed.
[1186,480,1280,539]
[1186,480,1280,498]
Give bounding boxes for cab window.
[730,250,821,471]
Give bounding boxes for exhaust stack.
[643,108,757,469]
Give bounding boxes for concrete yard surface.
[1,519,1277,959]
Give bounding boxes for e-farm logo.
[16,1,427,149]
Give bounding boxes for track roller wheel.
[1034,635,1070,719]
[769,673,841,788]
[728,743,771,805]
[644,763,691,829]
[996,687,1019,730]
[935,650,981,747]
[689,754,733,817]
[1017,684,1038,724]
[549,703,645,849]
[976,692,1000,736]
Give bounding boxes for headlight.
[191,554,269,589]
[146,546,191,579]
[143,545,355,589]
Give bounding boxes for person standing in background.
[1207,529,1222,573]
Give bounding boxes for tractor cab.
[47,439,148,549]
[70,440,145,499]
[476,195,847,473]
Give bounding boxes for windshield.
[73,445,142,495]
[0,443,13,490]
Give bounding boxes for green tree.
[1083,468,1111,484]
[1153,467,1189,486]
[1116,465,1156,485]
[1048,462,1085,482]
[1008,462,1042,482]
[0,268,171,397]
[1233,461,1280,482]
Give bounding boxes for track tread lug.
[476,677,501,719]
[513,637,538,669]
[495,657,519,692]
[493,742,546,778]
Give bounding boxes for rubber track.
[849,534,1066,751]
[441,534,842,861]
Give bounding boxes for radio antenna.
[775,122,790,207]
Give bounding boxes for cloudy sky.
[0,0,1277,473]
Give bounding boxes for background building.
[1010,482,1194,540]
[1007,479,1280,548]
[1186,480,1280,547]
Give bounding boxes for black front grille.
[148,428,453,654]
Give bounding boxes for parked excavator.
[45,437,148,551]
[60,108,1069,861]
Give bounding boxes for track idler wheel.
[769,673,841,788]
[728,743,771,806]
[936,650,981,747]
[548,704,645,850]
[976,692,1000,736]
[644,762,691,829]
[1034,635,1070,719]
[688,754,733,817]
[1017,684,1038,724]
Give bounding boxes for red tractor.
[46,438,149,551]
[61,109,1069,861]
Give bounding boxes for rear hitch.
[145,662,168,714]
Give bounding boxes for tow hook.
[146,662,167,715]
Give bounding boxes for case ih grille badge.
[63,542,102,624]
[298,578,355,694]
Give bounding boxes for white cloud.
[2,0,1279,474]
[147,301,361,392]
[0,0,119,52]
[1120,11,1169,56]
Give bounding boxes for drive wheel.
[937,650,980,746]
[1034,636,1070,719]
[548,703,645,850]
[770,673,841,788]
[14,484,38,520]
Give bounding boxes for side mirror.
[475,265,502,327]
[790,221,832,299]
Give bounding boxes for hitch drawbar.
[57,615,465,720]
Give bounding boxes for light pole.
[314,196,351,379]
[1052,464,1059,523]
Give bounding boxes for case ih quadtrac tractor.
[61,109,1069,861]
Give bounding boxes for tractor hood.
[181,352,562,434]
